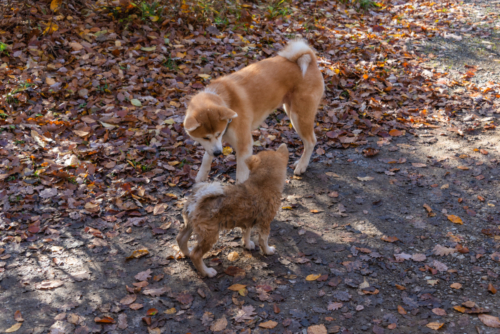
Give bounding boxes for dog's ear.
[277,143,288,156]
[245,155,261,172]
[219,108,238,121]
[184,116,200,132]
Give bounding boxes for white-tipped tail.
[186,182,225,215]
[278,39,314,77]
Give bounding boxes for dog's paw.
[204,268,217,278]
[195,174,209,183]
[245,240,255,250]
[265,246,276,255]
[293,162,307,175]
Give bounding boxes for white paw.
[204,268,217,278]
[195,173,209,183]
[294,161,307,175]
[265,246,275,255]
[245,240,255,250]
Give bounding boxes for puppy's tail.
[185,182,225,217]
[278,39,316,77]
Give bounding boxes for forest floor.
[1,0,500,333]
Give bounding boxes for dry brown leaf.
[307,324,327,334]
[5,323,22,333]
[259,320,278,329]
[426,322,444,330]
[227,251,239,262]
[450,283,462,289]
[398,305,407,315]
[478,314,500,328]
[210,316,227,331]
[120,294,137,305]
[432,308,447,316]
[433,244,456,256]
[447,215,463,225]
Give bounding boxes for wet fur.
[177,144,289,277]
[184,39,324,183]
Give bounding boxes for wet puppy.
[184,39,324,183]
[176,144,289,277]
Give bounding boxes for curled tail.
[278,39,316,77]
[185,182,225,217]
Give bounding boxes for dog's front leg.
[196,152,213,183]
[235,135,253,183]
[236,150,252,183]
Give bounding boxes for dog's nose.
[213,150,222,157]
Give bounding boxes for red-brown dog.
[184,39,324,183]
[177,144,289,277]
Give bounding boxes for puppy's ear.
[277,143,288,156]
[245,155,261,172]
[219,108,238,121]
[184,116,200,132]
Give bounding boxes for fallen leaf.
[147,308,158,316]
[412,163,427,168]
[357,176,374,181]
[306,274,322,281]
[426,322,444,330]
[120,294,137,305]
[129,303,143,310]
[453,306,466,313]
[35,280,64,290]
[227,251,239,262]
[210,316,228,331]
[389,129,403,136]
[433,244,456,256]
[381,236,399,243]
[447,215,463,225]
[307,324,327,334]
[95,316,115,324]
[127,249,149,261]
[478,314,500,328]
[50,0,63,12]
[5,323,22,333]
[143,287,168,297]
[134,269,152,281]
[128,98,141,107]
[14,311,23,322]
[259,320,278,329]
[450,283,462,289]
[397,305,407,315]
[328,302,343,311]
[488,283,497,294]
[228,284,247,291]
[411,253,426,262]
[432,308,447,316]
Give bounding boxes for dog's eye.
[203,137,210,140]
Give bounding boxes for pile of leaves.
[0,0,498,248]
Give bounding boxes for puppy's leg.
[242,227,255,250]
[176,221,193,257]
[196,152,213,183]
[287,97,320,175]
[235,132,253,183]
[190,232,219,278]
[258,225,275,255]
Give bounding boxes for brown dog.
[184,39,324,183]
[176,144,289,277]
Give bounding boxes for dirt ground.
[2,1,500,334]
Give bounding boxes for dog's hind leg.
[286,96,320,175]
[235,132,253,183]
[190,230,219,278]
[176,221,193,257]
[257,225,275,255]
[196,152,213,183]
[242,227,255,250]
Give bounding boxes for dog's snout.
[213,150,222,157]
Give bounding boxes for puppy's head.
[245,144,289,184]
[184,93,237,157]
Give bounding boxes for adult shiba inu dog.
[184,39,324,183]
[177,144,289,277]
